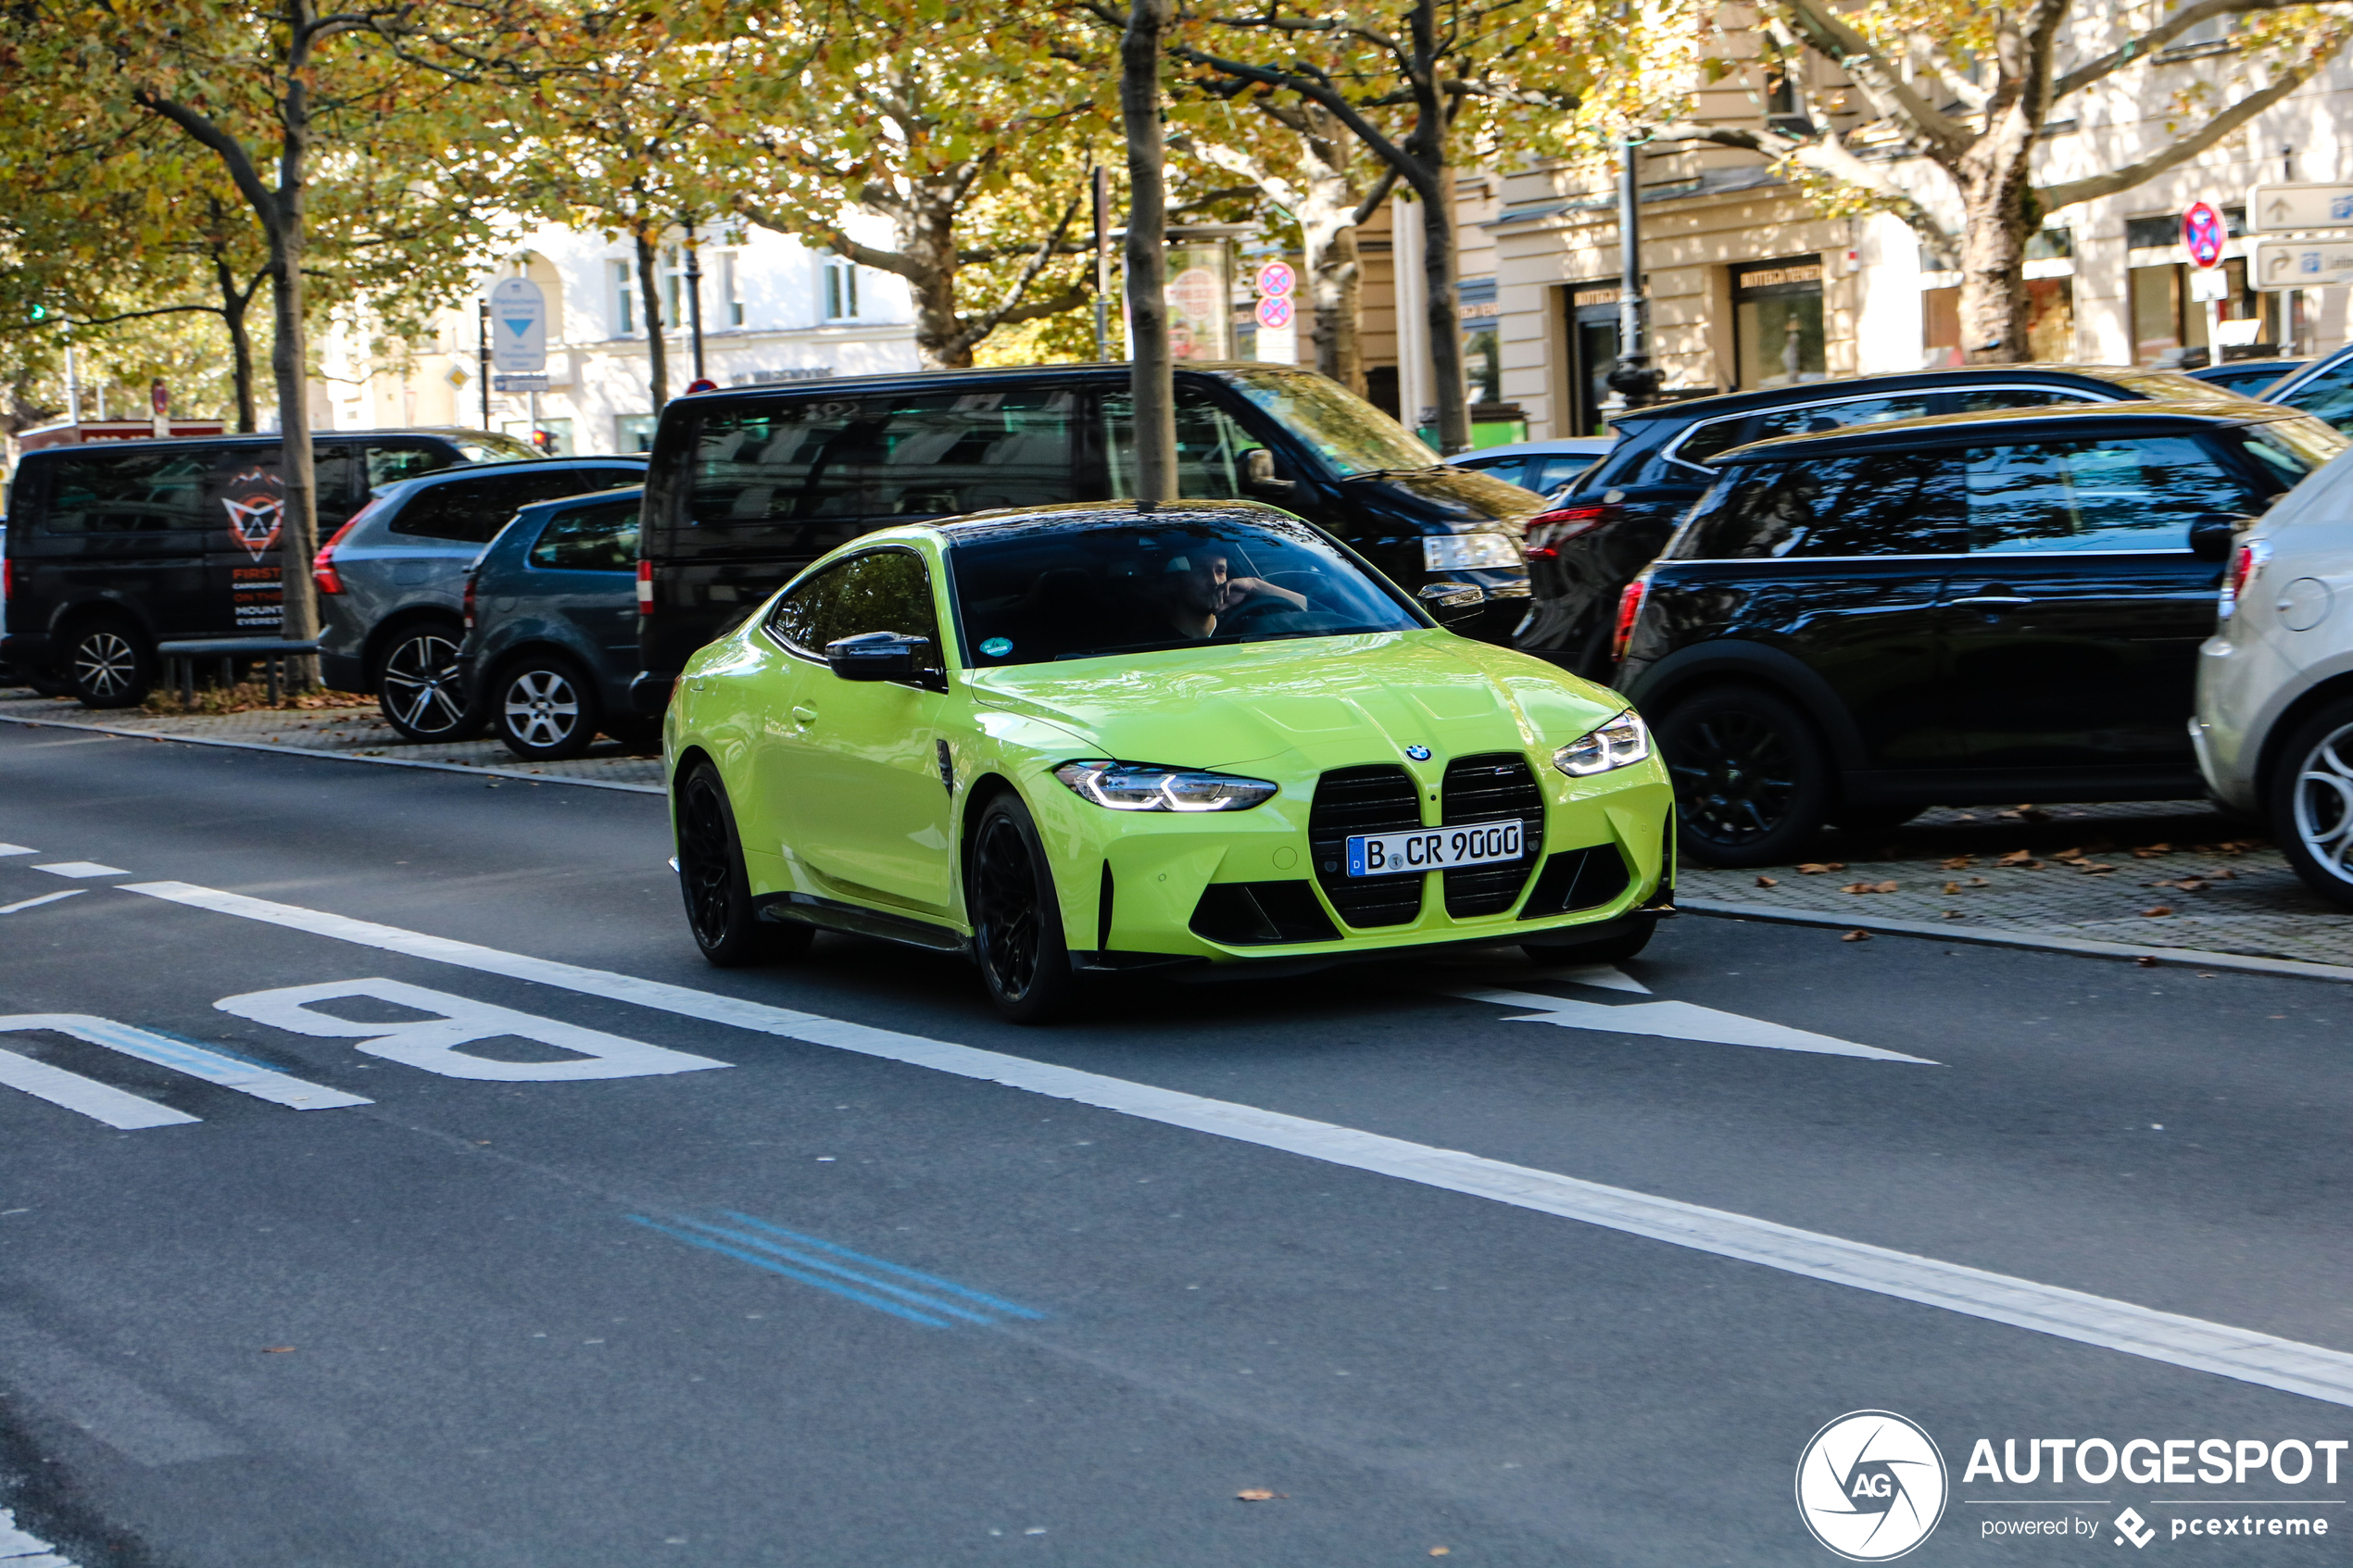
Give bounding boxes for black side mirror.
[1417,581,1487,626]
[825,631,937,684]
[2189,512,2256,561]
[1243,447,1294,493]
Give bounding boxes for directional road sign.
[2247,182,2353,232]
[489,277,547,374]
[2250,236,2353,290]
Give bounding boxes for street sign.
[2247,182,2353,232]
[488,277,547,374]
[1255,294,1294,331]
[1255,260,1296,299]
[150,379,169,417]
[2250,236,2353,290]
[2183,202,2227,269]
[492,374,550,393]
[2188,267,2231,303]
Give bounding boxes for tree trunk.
[268,208,320,680]
[1121,0,1176,503]
[215,254,258,433]
[1290,111,1365,391]
[634,226,669,415]
[1954,94,2040,363]
[902,189,969,370]
[1312,223,1364,390]
[1416,170,1471,453]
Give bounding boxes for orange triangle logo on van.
[220,468,284,560]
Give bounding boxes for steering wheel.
[1217,594,1291,632]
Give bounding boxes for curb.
[1680,897,2353,985]
[0,712,666,796]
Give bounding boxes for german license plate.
[1345,821,1523,877]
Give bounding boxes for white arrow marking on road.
[33,862,125,879]
[0,843,37,856]
[0,891,82,915]
[1438,985,1937,1063]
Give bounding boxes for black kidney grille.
[1309,765,1427,927]
[1441,753,1544,917]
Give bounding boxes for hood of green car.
[960,631,1626,772]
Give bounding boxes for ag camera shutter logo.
[1796,1410,1949,1561]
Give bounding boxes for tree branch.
[943,187,1087,359]
[2040,50,2333,209]
[1768,0,1969,157]
[2053,0,2326,98]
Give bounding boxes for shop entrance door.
[1565,285,1621,436]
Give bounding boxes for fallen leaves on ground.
[1755,875,1779,888]
[2130,843,2174,859]
[262,1346,296,1353]
[2137,956,2158,967]
[1431,1550,1452,1559]
[1943,909,1965,919]
[1793,861,1847,874]
[1939,854,1976,870]
[2145,878,2207,892]
[1997,849,2036,865]
[1841,880,1900,894]
[1841,929,1872,942]
[1236,1490,1285,1502]
[1943,881,1961,895]
[2052,847,2085,861]
[2072,862,2117,875]
[2142,906,2175,917]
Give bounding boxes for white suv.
[2194,415,2353,906]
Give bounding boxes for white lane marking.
[1437,986,1937,1064]
[0,891,82,916]
[1,1503,83,1565]
[120,877,2353,1408]
[0,1047,198,1129]
[214,979,730,1082]
[0,843,37,857]
[0,1015,370,1110]
[31,862,126,879]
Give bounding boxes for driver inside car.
[1151,550,1308,640]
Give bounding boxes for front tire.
[67,620,153,709]
[968,794,1076,1024]
[2270,697,2353,909]
[495,653,599,761]
[675,761,811,967]
[376,622,484,742]
[1655,686,1831,868]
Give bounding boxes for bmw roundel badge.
[1404,744,1432,761]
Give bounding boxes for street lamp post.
[684,227,708,383]
[477,296,492,430]
[1604,135,1661,413]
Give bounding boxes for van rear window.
[686,389,1077,531]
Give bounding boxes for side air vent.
[1440,753,1544,918]
[1308,765,1426,927]
[1518,844,1632,920]
[1189,882,1341,946]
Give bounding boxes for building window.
[610,260,635,336]
[720,252,744,328]
[2129,257,2274,367]
[1731,256,1826,389]
[1763,65,1811,133]
[824,255,861,321]
[662,246,686,328]
[616,414,658,453]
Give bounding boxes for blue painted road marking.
[627,1211,1046,1329]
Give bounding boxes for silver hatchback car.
[315,456,645,739]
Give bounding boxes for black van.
[2,430,539,707]
[632,363,1546,713]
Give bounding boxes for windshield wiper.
[1339,465,1440,482]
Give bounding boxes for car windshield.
[2102,369,2258,407]
[2239,415,2348,487]
[454,433,547,462]
[1225,369,1441,477]
[948,511,1423,666]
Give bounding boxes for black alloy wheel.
[496,654,599,761]
[675,761,810,967]
[1655,687,1831,869]
[68,621,153,709]
[2270,696,2353,910]
[376,624,484,742]
[1523,913,1657,966]
[968,794,1076,1024]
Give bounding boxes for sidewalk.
[0,687,663,790]
[9,684,2351,970]
[1677,799,2353,970]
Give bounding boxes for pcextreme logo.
[1798,1411,1952,1561]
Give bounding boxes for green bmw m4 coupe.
[664,500,1674,1021]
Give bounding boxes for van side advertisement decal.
[220,467,284,560]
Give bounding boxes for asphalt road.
[3,723,2350,1567]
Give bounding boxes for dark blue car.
[459,486,648,760]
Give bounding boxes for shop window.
[1733,257,1826,390]
[2130,258,2271,366]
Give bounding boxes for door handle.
[791,705,818,725]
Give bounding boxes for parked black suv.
[1616,402,2346,865]
[1528,366,2258,675]
[632,363,1546,714]
[1,430,541,707]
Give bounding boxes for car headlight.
[1552,711,1651,777]
[1052,760,1279,812]
[1423,532,1521,571]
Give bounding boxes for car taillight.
[312,508,369,596]
[2221,541,2268,620]
[2,559,13,601]
[1523,503,1617,560]
[462,571,478,630]
[1611,574,1651,663]
[636,558,654,615]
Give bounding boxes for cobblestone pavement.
[10,684,2350,967]
[1679,799,2353,969]
[0,687,663,789]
